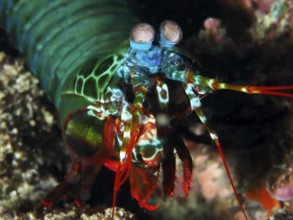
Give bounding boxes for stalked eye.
[130,23,155,51]
[63,108,105,157]
[159,20,183,47]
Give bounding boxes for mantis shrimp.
[1,0,293,219]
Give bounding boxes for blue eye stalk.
[122,20,184,83]
[130,23,155,51]
[159,20,183,48]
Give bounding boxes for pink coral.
[197,160,232,201]
[271,181,293,201]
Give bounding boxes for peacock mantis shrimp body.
[1,1,293,219]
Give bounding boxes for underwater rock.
[0,52,62,214]
[0,52,136,219]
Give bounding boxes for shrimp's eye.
[159,20,183,47]
[130,23,155,51]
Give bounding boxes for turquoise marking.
[130,39,153,51]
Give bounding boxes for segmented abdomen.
[0,0,138,107]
